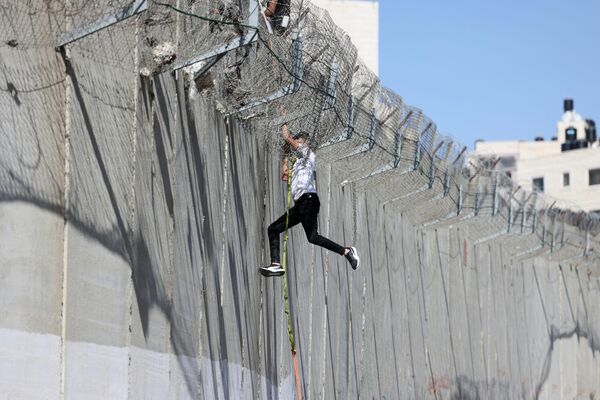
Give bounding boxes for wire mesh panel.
[1,0,66,49]
[4,0,599,304]
[38,0,597,261]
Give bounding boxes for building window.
[532,177,544,192]
[565,127,577,141]
[500,156,516,169]
[590,169,600,186]
[563,172,570,187]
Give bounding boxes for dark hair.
[293,131,310,141]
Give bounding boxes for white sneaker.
[259,263,285,277]
[345,247,360,270]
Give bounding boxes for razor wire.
[3,0,599,265]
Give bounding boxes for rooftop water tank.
[586,119,597,142]
[564,98,574,112]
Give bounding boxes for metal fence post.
[393,127,402,168]
[346,97,355,139]
[393,110,412,168]
[57,0,148,47]
[367,108,377,150]
[507,194,513,233]
[324,58,339,109]
[542,212,547,247]
[428,141,443,189]
[457,185,463,216]
[291,34,303,92]
[413,143,421,171]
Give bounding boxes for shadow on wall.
[0,47,228,396]
[3,45,600,399]
[447,322,600,400]
[2,38,272,395]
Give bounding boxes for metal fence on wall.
[2,0,598,267]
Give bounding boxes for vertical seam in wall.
[126,16,141,399]
[358,270,367,395]
[59,39,72,400]
[320,165,333,400]
[256,142,269,400]
[559,263,564,393]
[166,78,177,394]
[352,182,357,245]
[219,119,230,307]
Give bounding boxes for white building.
[310,0,379,75]
[474,99,600,213]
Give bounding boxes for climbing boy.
[264,0,291,34]
[259,124,360,277]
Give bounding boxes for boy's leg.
[300,196,345,255]
[267,204,301,264]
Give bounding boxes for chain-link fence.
[2,0,598,265]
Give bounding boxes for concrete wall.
[1,6,600,400]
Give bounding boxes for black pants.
[268,193,345,264]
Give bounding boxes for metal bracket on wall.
[428,140,444,189]
[326,105,413,186]
[367,108,377,150]
[226,30,303,116]
[393,131,402,170]
[507,196,513,233]
[440,141,453,195]
[173,0,261,71]
[323,58,339,110]
[56,0,148,47]
[491,177,498,216]
[344,107,414,182]
[318,96,354,148]
[341,107,378,157]
[413,122,433,171]
[474,185,482,217]
[386,110,410,169]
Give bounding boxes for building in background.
[310,0,379,75]
[474,99,600,213]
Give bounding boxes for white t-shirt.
[291,144,317,201]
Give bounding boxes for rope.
[282,157,295,349]
[281,156,302,400]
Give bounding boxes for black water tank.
[534,136,544,141]
[564,98,574,112]
[586,119,597,142]
[573,140,589,149]
[562,140,589,151]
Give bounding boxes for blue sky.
[378,0,600,148]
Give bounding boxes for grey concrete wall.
[2,7,600,400]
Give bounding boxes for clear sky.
[378,0,600,148]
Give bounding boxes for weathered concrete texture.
[2,16,600,400]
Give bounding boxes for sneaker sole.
[350,246,360,270]
[258,268,285,277]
